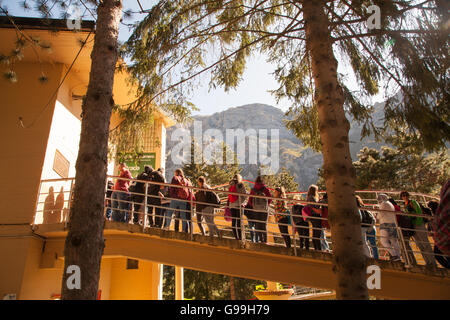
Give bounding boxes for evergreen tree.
[125,0,449,299]
[353,135,449,194]
[317,134,449,195]
[183,139,242,186]
[0,0,194,299]
[258,166,299,192]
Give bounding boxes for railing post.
[240,203,246,247]
[143,182,148,229]
[32,180,43,227]
[289,205,297,256]
[66,179,74,226]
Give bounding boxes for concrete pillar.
[175,266,184,300]
[150,262,163,300]
[267,281,278,291]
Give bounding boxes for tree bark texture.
[61,0,122,300]
[230,276,236,300]
[302,0,368,300]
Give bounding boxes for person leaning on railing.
[374,194,401,262]
[389,197,416,265]
[273,187,291,248]
[291,196,309,250]
[400,191,437,267]
[164,168,192,233]
[356,195,376,258]
[195,176,222,238]
[227,174,248,241]
[318,193,330,251]
[431,180,450,269]
[105,180,114,221]
[131,165,153,225]
[248,176,272,244]
[111,163,132,223]
[148,168,166,228]
[303,185,326,251]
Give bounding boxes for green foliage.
[162,265,265,300]
[125,0,449,153]
[259,166,299,192]
[317,132,450,194]
[182,139,242,186]
[353,136,449,194]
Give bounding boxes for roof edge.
[0,16,95,33]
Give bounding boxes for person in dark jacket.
[248,176,272,243]
[105,180,114,220]
[400,191,436,267]
[147,168,166,228]
[132,166,153,225]
[292,195,309,250]
[195,176,222,238]
[304,185,324,251]
[273,187,291,248]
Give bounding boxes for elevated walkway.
[33,221,450,300]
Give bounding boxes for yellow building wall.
[0,62,64,299]
[0,230,32,299]
[109,257,159,300]
[0,62,64,224]
[34,68,84,224]
[0,53,169,300]
[18,238,115,300]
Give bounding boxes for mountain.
[164,103,384,190]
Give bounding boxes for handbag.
[224,207,232,222]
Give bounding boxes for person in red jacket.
[164,168,193,232]
[248,176,272,243]
[112,163,133,222]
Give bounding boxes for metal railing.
[33,176,448,270]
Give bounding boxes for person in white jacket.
[375,194,401,262]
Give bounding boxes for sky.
[4,0,385,116]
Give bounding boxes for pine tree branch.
[333,29,441,42]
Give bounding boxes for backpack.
[148,170,165,195]
[207,190,221,206]
[394,204,415,237]
[360,209,375,226]
[134,172,149,194]
[252,188,268,212]
[419,203,432,223]
[177,177,190,200]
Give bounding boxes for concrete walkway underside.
[33,221,450,300]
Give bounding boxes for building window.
[142,125,156,151]
[126,259,139,270]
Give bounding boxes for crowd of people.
[100,163,450,269]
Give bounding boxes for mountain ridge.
[165,103,383,189]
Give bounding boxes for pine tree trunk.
[230,276,236,300]
[302,0,368,300]
[61,0,122,300]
